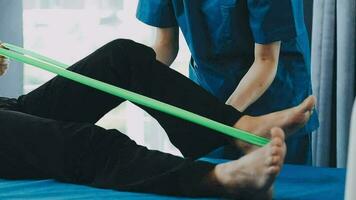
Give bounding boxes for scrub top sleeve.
[136,0,178,28]
[247,0,303,44]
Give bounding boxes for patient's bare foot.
[234,96,315,153]
[210,128,286,199]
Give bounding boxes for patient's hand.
[0,43,9,76]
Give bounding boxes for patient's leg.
[0,110,286,198]
[0,110,215,195]
[16,39,313,158]
[17,39,242,158]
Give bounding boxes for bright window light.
[23,0,190,156]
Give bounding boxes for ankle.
[232,115,262,153]
[234,115,255,130]
[201,166,226,196]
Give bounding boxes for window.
[23,0,190,156]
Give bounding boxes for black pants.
[0,39,242,196]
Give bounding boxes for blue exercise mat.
[0,159,346,200]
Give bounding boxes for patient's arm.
[226,41,281,112]
[0,42,10,76]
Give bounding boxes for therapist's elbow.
[254,57,278,70]
[254,41,281,66]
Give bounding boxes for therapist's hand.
[0,42,9,76]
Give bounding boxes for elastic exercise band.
[2,43,68,68]
[0,43,269,146]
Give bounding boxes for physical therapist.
[136,0,318,165]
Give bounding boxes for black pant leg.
[18,39,242,158]
[0,110,215,196]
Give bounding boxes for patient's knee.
[107,39,157,69]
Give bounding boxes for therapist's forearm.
[152,27,179,66]
[226,59,278,112]
[226,41,281,112]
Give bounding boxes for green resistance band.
[2,43,68,68]
[0,43,270,147]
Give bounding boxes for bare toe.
[270,127,285,141]
[266,155,281,166]
[271,146,279,155]
[267,166,280,174]
[300,95,316,112]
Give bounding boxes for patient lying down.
[0,40,315,199]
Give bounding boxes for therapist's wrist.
[226,97,248,112]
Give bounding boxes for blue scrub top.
[137,0,319,135]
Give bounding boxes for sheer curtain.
[311,0,356,167]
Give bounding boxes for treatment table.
[0,158,346,200]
